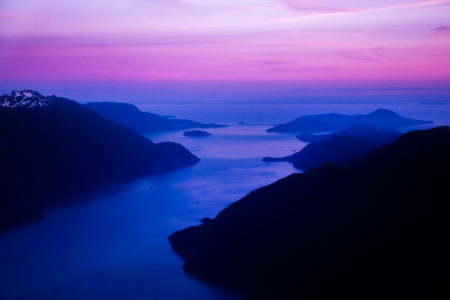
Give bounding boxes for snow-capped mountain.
[0,89,199,233]
[0,90,49,108]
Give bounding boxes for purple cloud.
[281,0,361,12]
[338,48,386,62]
[434,26,450,33]
[268,66,340,73]
[279,0,450,13]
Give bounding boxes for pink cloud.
[281,0,362,12]
[434,26,450,33]
[338,48,386,62]
[0,0,449,86]
[280,0,450,12]
[0,11,46,20]
[1,31,449,83]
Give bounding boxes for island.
[0,90,199,234]
[85,102,227,134]
[266,108,431,133]
[264,123,401,171]
[183,130,212,137]
[296,122,401,144]
[170,126,450,299]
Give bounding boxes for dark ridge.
[265,135,374,171]
[295,132,324,143]
[170,126,450,299]
[0,90,199,234]
[265,123,401,171]
[85,102,227,134]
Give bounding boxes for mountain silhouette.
[85,102,226,134]
[0,91,199,233]
[264,134,374,171]
[264,123,401,171]
[267,108,431,133]
[170,126,450,299]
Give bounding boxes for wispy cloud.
[0,11,46,20]
[338,48,386,62]
[254,0,450,25]
[434,25,450,33]
[248,60,292,67]
[279,0,450,12]
[269,66,340,73]
[1,0,450,84]
[280,0,362,12]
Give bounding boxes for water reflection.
[0,125,299,300]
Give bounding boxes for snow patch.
[0,90,49,108]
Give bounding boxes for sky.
[1,0,450,102]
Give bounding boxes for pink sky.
[1,0,450,101]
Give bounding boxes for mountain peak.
[369,108,399,116]
[0,90,49,108]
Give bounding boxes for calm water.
[0,125,300,300]
[0,103,448,300]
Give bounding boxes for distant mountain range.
[267,108,431,133]
[85,102,227,134]
[170,126,450,299]
[0,90,199,233]
[264,123,401,171]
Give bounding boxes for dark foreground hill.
[264,123,401,171]
[170,126,450,299]
[264,135,374,171]
[267,108,431,133]
[85,102,226,134]
[0,90,199,233]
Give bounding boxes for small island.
[183,130,212,137]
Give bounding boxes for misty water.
[0,103,449,300]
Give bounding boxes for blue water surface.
[0,125,299,300]
[1,102,448,300]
